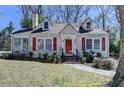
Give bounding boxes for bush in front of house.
[102,60,114,70]
[96,52,102,58]
[86,52,94,63]
[50,53,62,64]
[1,53,14,59]
[82,51,94,63]
[92,58,114,70]
[1,51,30,60]
[83,51,89,58]
[81,57,86,64]
[42,52,49,63]
[93,58,102,68]
[14,51,26,60]
[29,52,34,59]
[42,52,62,64]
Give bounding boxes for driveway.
[67,64,116,77]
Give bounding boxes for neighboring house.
[11,13,109,58]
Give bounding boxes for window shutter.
[53,37,57,51]
[82,37,85,50]
[32,37,36,51]
[102,37,105,51]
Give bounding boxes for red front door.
[65,39,72,55]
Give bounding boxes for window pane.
[38,39,44,50]
[94,39,100,49]
[14,38,21,51]
[46,39,52,50]
[44,22,48,29]
[87,22,91,29]
[86,39,92,49]
[23,38,28,51]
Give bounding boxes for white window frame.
[94,39,100,50]
[14,38,22,51]
[86,39,92,50]
[37,39,45,50]
[46,39,52,51]
[37,38,53,51]
[22,38,28,51]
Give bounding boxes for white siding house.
[11,13,109,58]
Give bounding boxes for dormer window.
[44,22,48,29]
[87,22,91,29]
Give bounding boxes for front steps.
[61,56,81,63]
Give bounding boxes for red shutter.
[102,37,105,51]
[53,37,57,51]
[32,37,36,51]
[82,37,85,50]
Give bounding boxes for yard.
[0,59,110,87]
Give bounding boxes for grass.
[0,59,110,87]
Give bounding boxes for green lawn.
[0,59,110,87]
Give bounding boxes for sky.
[0,5,100,32]
[0,5,21,31]
[0,5,118,34]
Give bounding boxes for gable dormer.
[81,17,93,31]
[41,17,51,31]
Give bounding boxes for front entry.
[65,39,72,56]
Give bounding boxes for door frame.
[65,39,73,56]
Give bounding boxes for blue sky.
[0,5,21,31]
[0,5,97,31]
[0,5,118,33]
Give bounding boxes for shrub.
[110,53,119,59]
[52,53,62,64]
[42,53,62,64]
[14,53,24,60]
[83,51,89,58]
[42,53,49,63]
[93,58,102,68]
[29,52,34,59]
[81,57,86,64]
[86,56,94,63]
[2,53,14,59]
[110,40,120,54]
[49,53,61,64]
[96,52,102,58]
[102,60,114,70]
[92,58,114,70]
[83,51,94,63]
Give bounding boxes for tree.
[94,6,112,31]
[20,18,32,29]
[18,5,44,29]
[110,5,124,87]
[55,5,92,23]
[0,22,14,51]
[72,5,92,23]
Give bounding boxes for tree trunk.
[110,5,124,87]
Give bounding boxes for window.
[38,39,44,50]
[23,38,28,51]
[14,38,21,51]
[86,39,92,49]
[46,39,52,50]
[87,22,91,29]
[94,39,100,49]
[44,22,48,29]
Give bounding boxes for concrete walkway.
[66,64,116,77]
